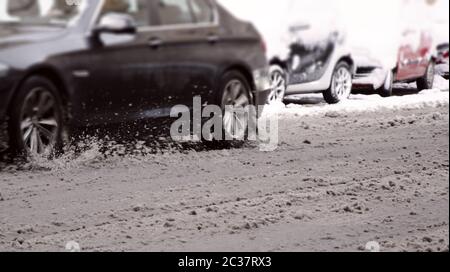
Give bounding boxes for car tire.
[8,76,64,157]
[268,65,287,104]
[323,61,353,104]
[378,70,395,97]
[416,60,435,91]
[218,70,252,142]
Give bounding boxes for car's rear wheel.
[323,62,352,104]
[268,65,287,104]
[8,76,64,157]
[416,60,435,91]
[378,70,395,97]
[219,71,251,141]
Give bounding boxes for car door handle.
[207,34,219,44]
[148,38,163,49]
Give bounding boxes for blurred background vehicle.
[220,0,355,105]
[352,27,436,97]
[0,0,270,156]
[349,0,448,97]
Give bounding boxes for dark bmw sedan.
[0,0,270,155]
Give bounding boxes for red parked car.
[353,29,436,97]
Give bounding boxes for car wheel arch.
[9,66,70,121]
[218,64,256,103]
[269,58,288,71]
[337,56,355,75]
[269,58,289,84]
[322,56,354,91]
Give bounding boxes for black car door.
[147,0,219,109]
[70,0,169,126]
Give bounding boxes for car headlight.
[0,63,9,77]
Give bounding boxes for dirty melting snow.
[264,76,449,118]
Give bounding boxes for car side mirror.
[95,13,137,35]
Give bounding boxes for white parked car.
[219,0,355,105]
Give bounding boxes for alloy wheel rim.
[332,67,352,99]
[268,71,286,103]
[20,87,59,155]
[221,79,250,139]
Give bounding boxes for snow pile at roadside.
[264,76,449,118]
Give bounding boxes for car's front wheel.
[8,76,64,157]
[416,60,435,91]
[268,65,287,104]
[323,62,353,104]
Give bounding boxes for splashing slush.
[170,96,278,151]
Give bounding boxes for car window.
[156,0,193,25]
[189,0,213,23]
[100,0,149,26]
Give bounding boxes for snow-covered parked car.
[218,0,355,105]
[269,21,355,105]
